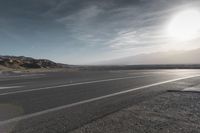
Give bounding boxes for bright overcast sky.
[1,0,200,64]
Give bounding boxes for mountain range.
[100,48,200,65]
[0,56,67,70]
[1,48,200,71]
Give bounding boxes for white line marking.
[0,74,46,81]
[1,74,45,78]
[0,75,150,96]
[0,75,199,125]
[183,87,200,92]
[0,86,23,90]
[0,77,43,82]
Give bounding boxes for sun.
[167,9,200,41]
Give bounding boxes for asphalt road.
[0,69,200,133]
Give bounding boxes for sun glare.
[167,9,200,41]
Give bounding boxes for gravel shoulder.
[70,91,200,133]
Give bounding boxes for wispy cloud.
[1,0,200,64]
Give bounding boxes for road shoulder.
[70,91,200,133]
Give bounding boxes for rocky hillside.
[0,56,66,69]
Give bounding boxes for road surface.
[0,69,200,133]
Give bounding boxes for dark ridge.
[0,55,69,69]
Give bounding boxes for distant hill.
[0,56,68,70]
[100,48,200,65]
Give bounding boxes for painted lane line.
[0,76,45,82]
[0,75,151,96]
[8,81,32,86]
[0,86,23,90]
[0,74,46,78]
[183,87,200,92]
[0,75,199,125]
[0,74,45,78]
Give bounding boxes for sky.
[1,0,200,64]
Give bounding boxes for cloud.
[1,0,200,64]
